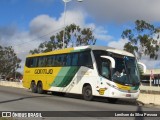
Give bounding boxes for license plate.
[126,94,131,97]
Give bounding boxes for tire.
[107,98,118,103]
[82,85,93,101]
[30,82,37,93]
[37,82,44,94]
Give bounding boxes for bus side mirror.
[100,56,115,68]
[138,62,146,74]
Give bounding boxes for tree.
[0,45,21,79]
[30,24,96,54]
[121,20,160,59]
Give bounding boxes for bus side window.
[72,53,78,66]
[61,54,66,66]
[79,51,93,68]
[32,58,38,67]
[26,58,37,68]
[66,54,72,66]
[51,56,56,66]
[54,55,64,66]
[25,58,30,67]
[38,57,46,67]
[46,56,53,67]
[62,54,67,66]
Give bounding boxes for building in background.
[141,69,160,86]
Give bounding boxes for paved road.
[0,86,159,120]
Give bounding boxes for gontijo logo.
[34,69,53,74]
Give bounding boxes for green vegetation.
[0,46,21,80]
[122,20,160,59]
[30,24,96,54]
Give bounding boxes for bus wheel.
[107,98,118,103]
[82,85,93,101]
[37,82,43,94]
[30,82,37,93]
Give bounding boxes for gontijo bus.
[23,45,140,102]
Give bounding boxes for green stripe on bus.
[51,67,80,87]
[132,86,139,90]
[58,67,80,87]
[51,67,70,87]
[131,86,139,90]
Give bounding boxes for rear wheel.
[30,81,37,93]
[82,85,93,101]
[37,82,44,94]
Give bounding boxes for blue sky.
[0,0,126,41]
[0,0,160,71]
[0,0,62,29]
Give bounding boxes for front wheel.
[82,85,93,101]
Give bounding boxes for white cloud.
[107,38,160,69]
[140,49,160,69]
[80,0,160,23]
[0,9,113,73]
[29,9,86,37]
[94,26,113,42]
[108,38,128,50]
[30,9,112,42]
[140,58,160,69]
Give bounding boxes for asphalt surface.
[0,86,160,120]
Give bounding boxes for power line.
[14,27,64,47]
[15,27,63,46]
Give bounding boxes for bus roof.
[27,45,134,57]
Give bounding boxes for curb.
[0,81,24,88]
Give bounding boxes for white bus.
[23,45,140,103]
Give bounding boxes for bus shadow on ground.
[0,91,52,104]
[49,92,139,106]
[0,95,52,104]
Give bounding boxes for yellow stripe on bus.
[27,48,74,57]
[115,83,131,90]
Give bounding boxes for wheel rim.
[85,89,92,97]
[31,82,36,93]
[38,84,42,92]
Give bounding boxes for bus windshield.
[112,56,140,86]
[93,50,140,86]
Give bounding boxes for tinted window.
[26,57,38,67]
[38,57,46,67]
[66,54,72,66]
[46,56,54,67]
[72,53,78,66]
[54,55,61,66]
[79,51,93,68]
[25,50,93,68]
[54,54,66,66]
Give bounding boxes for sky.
[0,0,160,73]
